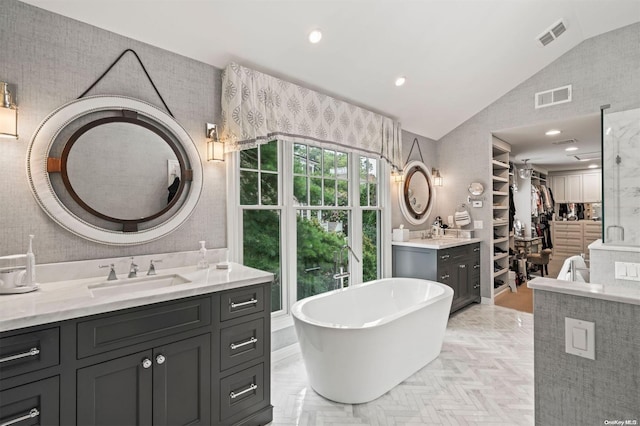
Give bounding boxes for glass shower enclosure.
[601,105,640,246]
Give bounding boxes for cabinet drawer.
[77,297,211,358]
[436,249,455,265]
[220,319,264,371]
[553,231,582,242]
[220,286,265,322]
[0,376,59,426]
[219,364,265,423]
[0,328,59,380]
[553,222,581,231]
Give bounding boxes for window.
[239,141,282,311]
[360,156,380,282]
[235,140,386,316]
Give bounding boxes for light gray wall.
[436,23,640,299]
[0,0,224,263]
[534,290,640,424]
[392,130,439,231]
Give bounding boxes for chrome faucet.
[332,244,361,289]
[99,263,118,281]
[147,259,162,276]
[128,257,139,278]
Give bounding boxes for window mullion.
[282,141,297,312]
[228,151,241,263]
[350,154,363,284]
[380,159,392,278]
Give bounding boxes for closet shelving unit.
[492,138,511,295]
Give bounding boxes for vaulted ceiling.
[21,0,640,142]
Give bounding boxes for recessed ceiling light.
[588,164,599,169]
[565,146,578,151]
[546,129,561,136]
[308,29,322,44]
[395,76,406,87]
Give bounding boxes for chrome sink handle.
[147,259,163,276]
[128,257,138,278]
[99,264,118,281]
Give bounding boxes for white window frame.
[227,140,392,325]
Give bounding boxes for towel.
[455,210,471,226]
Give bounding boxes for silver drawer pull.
[473,247,480,252]
[1,408,40,426]
[473,264,480,269]
[459,264,466,269]
[0,347,40,364]
[440,274,450,280]
[230,298,257,309]
[230,383,258,399]
[230,337,258,350]
[440,254,450,260]
[474,284,480,289]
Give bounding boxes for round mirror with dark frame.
[398,160,436,225]
[28,96,203,245]
[59,114,187,232]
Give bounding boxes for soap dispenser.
[25,235,36,286]
[197,241,209,269]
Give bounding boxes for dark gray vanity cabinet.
[392,243,481,313]
[0,281,273,426]
[77,334,211,426]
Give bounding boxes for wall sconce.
[391,165,404,183]
[432,168,443,186]
[0,82,18,139]
[206,123,224,162]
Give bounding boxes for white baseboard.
[271,343,300,363]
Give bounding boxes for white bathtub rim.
[291,278,453,330]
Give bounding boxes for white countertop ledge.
[392,237,481,249]
[0,263,273,332]
[527,277,640,306]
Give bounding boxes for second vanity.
[0,258,273,426]
[392,238,482,313]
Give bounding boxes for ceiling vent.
[537,19,567,47]
[571,151,600,161]
[535,84,572,109]
[552,138,577,145]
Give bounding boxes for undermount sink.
[88,274,192,297]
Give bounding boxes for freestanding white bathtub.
[291,277,453,404]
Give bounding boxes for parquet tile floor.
[271,304,534,426]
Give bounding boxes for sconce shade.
[207,139,225,162]
[432,168,443,186]
[206,122,224,161]
[0,82,18,139]
[391,166,404,182]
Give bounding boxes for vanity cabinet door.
[77,334,211,426]
[77,350,153,426]
[153,334,211,426]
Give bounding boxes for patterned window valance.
[220,62,402,168]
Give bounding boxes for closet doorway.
[492,112,601,313]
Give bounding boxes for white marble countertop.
[527,277,640,306]
[0,262,273,332]
[392,237,481,250]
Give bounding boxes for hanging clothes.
[509,185,516,232]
